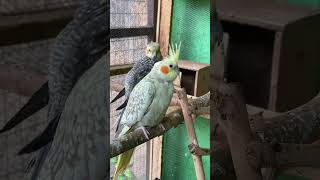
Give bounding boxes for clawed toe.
[137,126,150,140]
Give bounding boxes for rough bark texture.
[212,82,262,180]
[212,92,320,180]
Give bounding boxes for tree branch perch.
[110,107,182,157]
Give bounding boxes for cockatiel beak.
[145,49,156,59]
[151,51,157,59]
[174,66,180,75]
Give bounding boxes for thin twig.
[176,87,206,180]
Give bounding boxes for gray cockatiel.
[113,43,181,180]
[0,0,109,156]
[110,42,162,111]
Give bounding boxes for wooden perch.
[246,142,320,169]
[177,88,206,180]
[213,92,320,180]
[212,82,262,180]
[110,107,183,157]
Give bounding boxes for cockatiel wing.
[117,81,155,137]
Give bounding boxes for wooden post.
[149,136,163,179]
[159,0,173,56]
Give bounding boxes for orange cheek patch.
[160,66,170,74]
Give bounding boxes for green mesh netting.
[162,117,210,180]
[170,0,210,64]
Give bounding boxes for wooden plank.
[110,27,154,39]
[110,64,133,76]
[159,0,173,56]
[0,7,75,46]
[178,60,210,71]
[274,14,320,112]
[217,0,315,31]
[146,141,151,180]
[155,0,161,42]
[268,32,282,111]
[195,66,210,97]
[149,136,163,180]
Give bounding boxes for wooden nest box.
[218,0,320,112]
[175,60,210,97]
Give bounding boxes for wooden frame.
[110,27,154,39]
[110,64,133,76]
[158,0,173,57]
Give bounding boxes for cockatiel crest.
[168,41,181,62]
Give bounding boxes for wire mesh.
[110,0,149,28]
[0,39,53,75]
[170,0,210,63]
[0,39,54,180]
[110,36,149,66]
[0,89,47,180]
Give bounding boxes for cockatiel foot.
[159,123,166,131]
[136,126,151,140]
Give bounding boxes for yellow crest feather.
[168,42,181,64]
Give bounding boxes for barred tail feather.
[113,148,135,180]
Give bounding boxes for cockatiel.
[113,43,181,180]
[0,0,108,155]
[110,41,162,111]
